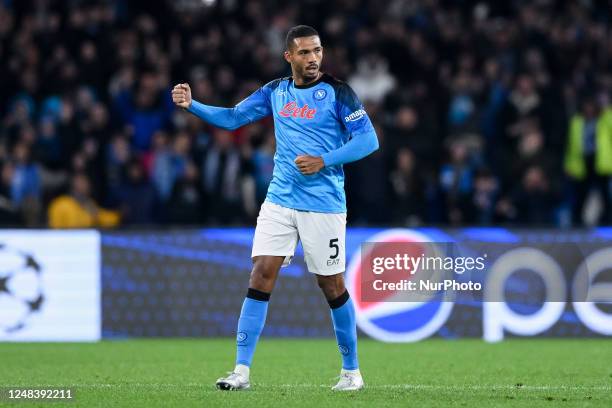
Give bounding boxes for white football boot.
[215,365,250,391]
[332,368,364,391]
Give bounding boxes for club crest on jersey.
[345,109,366,122]
[279,101,316,119]
[313,89,327,100]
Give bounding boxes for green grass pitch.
[0,339,610,407]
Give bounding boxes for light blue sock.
[330,291,359,370]
[235,289,269,367]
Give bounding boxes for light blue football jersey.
[188,73,377,213]
[236,74,374,213]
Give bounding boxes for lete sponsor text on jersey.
[279,102,316,119]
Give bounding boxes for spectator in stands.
[385,106,435,166]
[389,148,425,225]
[508,126,557,188]
[167,160,204,224]
[33,116,63,171]
[113,159,157,225]
[113,69,175,152]
[105,133,131,203]
[507,165,558,225]
[470,168,500,225]
[201,129,243,223]
[348,53,395,104]
[439,141,475,225]
[0,161,20,225]
[10,141,40,226]
[565,97,612,225]
[48,173,120,228]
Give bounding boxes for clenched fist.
[172,83,192,109]
[295,155,324,175]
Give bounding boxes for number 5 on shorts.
[329,238,339,259]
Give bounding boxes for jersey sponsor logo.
[344,109,366,122]
[313,89,327,100]
[279,101,316,119]
[345,229,454,342]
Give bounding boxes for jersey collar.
[291,73,327,89]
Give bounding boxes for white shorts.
[251,201,346,275]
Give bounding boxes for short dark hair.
[285,25,319,50]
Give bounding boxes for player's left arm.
[295,84,379,175]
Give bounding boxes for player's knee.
[251,266,275,283]
[317,275,345,300]
[316,277,330,291]
[249,257,281,290]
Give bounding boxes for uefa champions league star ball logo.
[0,243,44,334]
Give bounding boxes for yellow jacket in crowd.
[48,195,120,228]
[565,108,612,180]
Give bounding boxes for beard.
[303,66,320,80]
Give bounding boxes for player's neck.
[293,71,322,86]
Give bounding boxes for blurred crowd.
[1,0,612,228]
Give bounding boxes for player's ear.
[283,50,291,63]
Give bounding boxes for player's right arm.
[172,83,272,130]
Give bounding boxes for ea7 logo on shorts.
[344,109,366,122]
